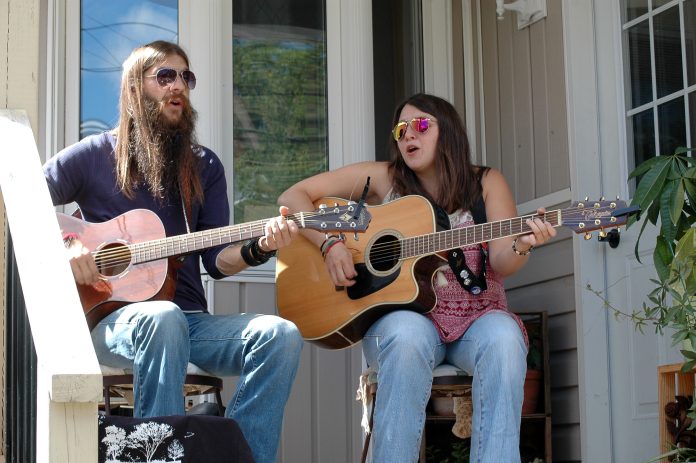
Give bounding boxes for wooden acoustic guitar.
[58,203,371,330]
[276,195,639,349]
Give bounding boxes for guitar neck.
[130,212,306,264]
[401,210,562,258]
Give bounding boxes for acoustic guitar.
[276,195,639,349]
[58,203,371,329]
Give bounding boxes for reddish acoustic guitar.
[58,204,371,329]
[276,195,639,350]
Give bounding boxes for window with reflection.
[232,0,328,223]
[621,0,695,181]
[80,0,178,140]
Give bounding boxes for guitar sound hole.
[95,243,132,277]
[369,234,401,272]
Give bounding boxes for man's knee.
[137,301,187,337]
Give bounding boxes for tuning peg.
[584,196,589,201]
[598,230,608,238]
[584,232,593,240]
[353,232,359,241]
[600,196,605,201]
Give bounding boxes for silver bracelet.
[512,238,533,256]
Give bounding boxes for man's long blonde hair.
[113,40,203,207]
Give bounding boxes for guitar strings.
[89,209,368,271]
[360,207,626,267]
[87,205,623,272]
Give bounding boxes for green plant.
[525,320,543,371]
[596,148,696,461]
[425,440,470,463]
[625,148,696,356]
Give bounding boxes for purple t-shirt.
[43,131,230,313]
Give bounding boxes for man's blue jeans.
[92,301,303,463]
[362,310,527,463]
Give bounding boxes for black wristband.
[240,238,276,267]
[240,239,261,266]
[252,238,277,262]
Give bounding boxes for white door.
[566,1,686,461]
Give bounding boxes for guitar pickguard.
[347,263,401,300]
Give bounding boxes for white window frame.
[622,0,694,166]
[183,0,376,281]
[55,0,375,282]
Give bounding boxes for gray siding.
[479,0,570,202]
[477,0,579,461]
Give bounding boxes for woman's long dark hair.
[387,93,487,213]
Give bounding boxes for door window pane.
[690,92,696,146]
[631,109,656,168]
[622,0,695,182]
[623,0,649,22]
[232,0,328,223]
[80,0,178,140]
[654,6,683,99]
[658,97,686,155]
[627,21,653,108]
[686,0,696,86]
[653,0,674,8]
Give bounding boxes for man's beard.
[130,93,198,199]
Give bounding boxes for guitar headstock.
[300,202,372,233]
[561,199,640,238]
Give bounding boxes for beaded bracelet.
[321,238,344,259]
[512,238,533,256]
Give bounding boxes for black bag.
[98,414,255,462]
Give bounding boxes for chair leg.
[215,388,225,417]
[103,387,111,416]
[360,396,376,463]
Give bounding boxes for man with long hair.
[44,41,303,463]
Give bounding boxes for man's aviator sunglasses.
[146,68,197,90]
[392,117,434,141]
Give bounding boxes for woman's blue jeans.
[362,310,527,463]
[91,301,303,463]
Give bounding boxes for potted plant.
[624,147,695,360]
[594,147,695,460]
[523,319,543,415]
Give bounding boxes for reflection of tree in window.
[232,0,328,223]
[80,0,178,139]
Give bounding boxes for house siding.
[477,0,579,461]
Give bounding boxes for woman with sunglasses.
[278,93,556,462]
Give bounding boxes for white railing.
[0,110,101,462]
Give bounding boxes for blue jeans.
[362,310,527,463]
[91,301,303,463]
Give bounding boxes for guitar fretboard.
[128,213,304,264]
[400,210,562,258]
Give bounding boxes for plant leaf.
[659,187,678,243]
[653,235,673,282]
[670,179,686,225]
[628,154,666,179]
[673,146,695,155]
[631,156,671,212]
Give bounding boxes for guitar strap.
[434,195,488,295]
